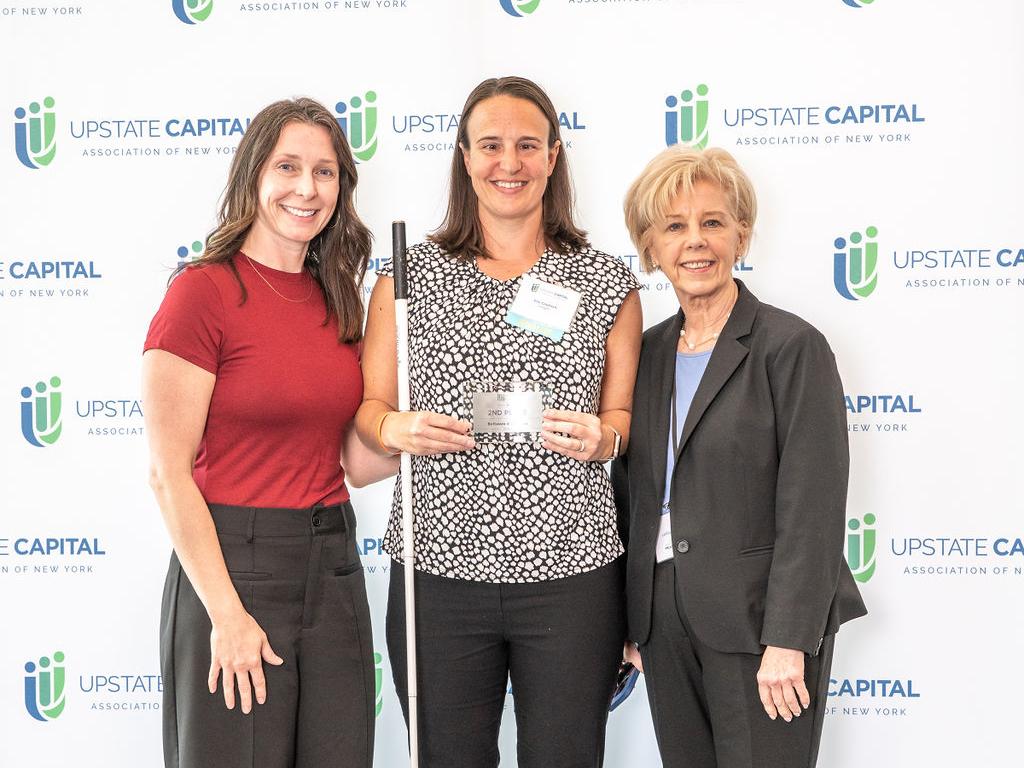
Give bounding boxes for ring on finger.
[576,438,586,452]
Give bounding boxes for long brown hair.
[430,76,588,261]
[180,97,371,343]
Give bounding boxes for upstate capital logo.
[25,651,67,721]
[665,85,709,149]
[173,0,213,24]
[14,97,56,169]
[177,240,203,267]
[335,92,378,163]
[833,226,879,300]
[374,652,384,717]
[847,513,877,583]
[500,0,540,17]
[21,376,63,447]
[842,0,876,7]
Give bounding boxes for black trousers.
[386,557,626,768]
[639,561,835,768]
[160,502,375,768]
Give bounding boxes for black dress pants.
[639,561,835,768]
[160,502,375,768]
[386,557,626,768]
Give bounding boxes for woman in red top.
[143,98,392,768]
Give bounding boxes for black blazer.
[613,280,866,655]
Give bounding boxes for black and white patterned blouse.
[379,242,640,583]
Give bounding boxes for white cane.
[392,221,419,767]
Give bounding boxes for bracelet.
[375,411,400,455]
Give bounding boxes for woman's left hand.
[541,409,607,461]
[756,645,810,723]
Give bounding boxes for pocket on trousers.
[331,563,363,577]
[328,566,372,631]
[227,570,272,581]
[738,544,775,557]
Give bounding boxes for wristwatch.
[606,426,622,461]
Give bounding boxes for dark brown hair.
[430,76,588,261]
[179,97,371,343]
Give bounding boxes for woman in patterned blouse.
[356,76,642,767]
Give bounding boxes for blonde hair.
[623,146,757,273]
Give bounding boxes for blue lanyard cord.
[671,377,680,458]
[663,380,679,515]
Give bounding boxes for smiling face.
[460,94,559,231]
[648,179,747,305]
[250,121,340,260]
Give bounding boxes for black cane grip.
[392,221,408,300]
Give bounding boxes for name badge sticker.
[505,275,582,342]
[656,504,674,563]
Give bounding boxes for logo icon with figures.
[374,652,384,717]
[24,651,67,721]
[500,0,540,17]
[177,240,203,267]
[665,85,709,149]
[833,226,879,300]
[847,513,877,583]
[335,93,378,163]
[21,376,63,448]
[14,97,56,169]
[842,0,876,7]
[335,94,380,164]
[172,0,213,24]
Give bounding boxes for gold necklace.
[680,285,737,351]
[244,255,314,303]
[680,319,729,351]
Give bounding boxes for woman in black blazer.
[613,146,866,768]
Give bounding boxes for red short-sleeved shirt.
[144,253,362,507]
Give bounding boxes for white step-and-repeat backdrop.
[3,0,1022,765]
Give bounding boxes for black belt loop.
[245,508,256,543]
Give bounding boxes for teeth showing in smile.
[494,180,526,189]
[683,260,714,269]
[282,205,316,218]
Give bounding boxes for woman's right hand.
[208,609,284,714]
[624,640,644,673]
[379,410,475,455]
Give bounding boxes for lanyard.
[671,377,681,457]
[663,379,681,515]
